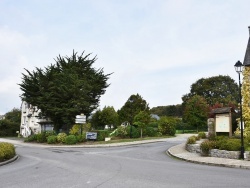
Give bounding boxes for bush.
[126,126,140,138]
[76,134,86,143]
[36,132,47,143]
[47,135,57,144]
[69,124,81,135]
[144,127,158,137]
[186,136,197,145]
[0,142,16,162]
[57,133,67,143]
[217,138,241,151]
[65,135,77,145]
[45,131,57,137]
[24,134,37,142]
[95,130,109,141]
[115,126,128,138]
[200,140,217,155]
[198,132,206,139]
[158,116,176,136]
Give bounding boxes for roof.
[211,107,232,114]
[243,26,250,66]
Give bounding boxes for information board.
[216,114,230,132]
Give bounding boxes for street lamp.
[234,60,245,159]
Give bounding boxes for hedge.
[0,142,16,162]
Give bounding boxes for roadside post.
[75,114,86,135]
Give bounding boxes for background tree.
[150,104,183,117]
[182,75,238,108]
[0,108,21,136]
[183,95,209,132]
[117,94,149,125]
[90,109,104,130]
[99,106,118,129]
[133,111,151,138]
[19,51,111,132]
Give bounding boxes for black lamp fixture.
[234,60,243,73]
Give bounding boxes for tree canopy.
[90,106,118,130]
[117,94,149,125]
[183,95,209,132]
[182,75,239,107]
[133,111,151,138]
[19,51,112,131]
[150,104,183,117]
[0,108,21,136]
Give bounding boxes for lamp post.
[234,60,245,159]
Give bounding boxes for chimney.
[243,26,250,66]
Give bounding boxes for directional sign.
[75,114,86,124]
[76,115,86,119]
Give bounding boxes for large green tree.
[117,94,149,125]
[182,75,238,107]
[19,51,111,131]
[183,95,209,132]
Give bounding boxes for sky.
[0,0,250,115]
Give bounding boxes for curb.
[0,155,19,167]
[167,144,250,170]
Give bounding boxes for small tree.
[133,111,151,138]
[183,95,209,132]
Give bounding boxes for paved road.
[1,137,250,188]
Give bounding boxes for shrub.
[47,135,57,144]
[57,133,67,143]
[158,116,176,136]
[126,126,140,138]
[69,124,81,135]
[65,135,77,145]
[95,130,109,141]
[144,127,158,137]
[186,136,197,145]
[45,131,57,137]
[36,132,47,143]
[218,138,241,151]
[76,134,86,143]
[198,132,206,139]
[200,140,218,155]
[115,126,128,138]
[0,142,16,162]
[24,134,37,142]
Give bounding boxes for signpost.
[75,114,86,135]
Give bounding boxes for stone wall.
[210,149,240,159]
[186,144,201,153]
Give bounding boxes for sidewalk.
[168,143,250,169]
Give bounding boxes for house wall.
[20,101,53,137]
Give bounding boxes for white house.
[20,101,53,137]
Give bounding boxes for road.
[1,136,250,188]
